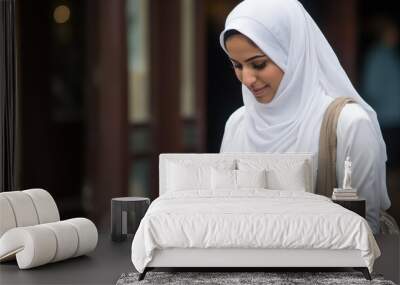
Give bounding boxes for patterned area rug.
[116,271,396,285]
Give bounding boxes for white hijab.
[219,0,386,159]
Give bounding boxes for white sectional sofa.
[0,189,98,269]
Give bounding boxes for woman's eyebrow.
[245,55,266,62]
[229,54,267,63]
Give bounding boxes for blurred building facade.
[14,0,400,227]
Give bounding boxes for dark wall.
[206,1,242,153]
[18,0,86,218]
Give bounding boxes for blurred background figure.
[361,15,400,226]
[362,17,400,170]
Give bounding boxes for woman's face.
[225,34,284,104]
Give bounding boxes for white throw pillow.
[167,162,211,191]
[211,168,236,190]
[211,168,267,190]
[267,167,306,191]
[166,159,236,192]
[236,169,267,189]
[237,159,309,191]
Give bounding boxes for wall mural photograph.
[1,0,399,284]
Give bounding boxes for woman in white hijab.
[219,0,391,233]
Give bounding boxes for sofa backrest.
[0,189,60,238]
[159,153,315,196]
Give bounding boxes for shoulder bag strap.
[316,96,356,197]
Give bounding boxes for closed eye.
[230,61,267,71]
[252,61,267,70]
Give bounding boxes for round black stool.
[111,197,150,242]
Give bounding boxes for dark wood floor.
[1,233,398,285]
[0,233,134,285]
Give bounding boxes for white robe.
[221,103,388,234]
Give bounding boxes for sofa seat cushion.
[0,218,98,269]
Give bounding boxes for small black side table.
[332,198,366,218]
[111,197,150,242]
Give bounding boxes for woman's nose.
[241,68,257,86]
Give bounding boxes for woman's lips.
[251,85,269,97]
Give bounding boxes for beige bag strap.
[316,97,356,197]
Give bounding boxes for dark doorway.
[205,0,242,153]
[18,0,86,219]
